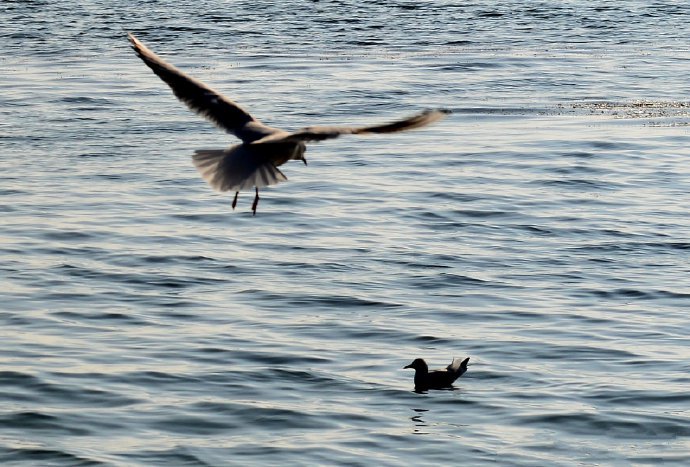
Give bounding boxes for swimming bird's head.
[404,358,428,372]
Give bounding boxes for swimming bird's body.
[404,357,470,391]
[127,33,449,214]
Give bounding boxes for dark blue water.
[2,1,690,465]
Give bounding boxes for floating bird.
[404,357,470,391]
[127,33,450,215]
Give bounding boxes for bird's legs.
[251,187,260,216]
[231,189,258,215]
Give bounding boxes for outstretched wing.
[253,108,450,144]
[128,33,267,141]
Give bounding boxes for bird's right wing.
[253,109,450,144]
[128,33,263,141]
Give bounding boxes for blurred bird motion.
[128,33,450,215]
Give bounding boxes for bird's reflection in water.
[412,385,460,395]
[411,408,429,435]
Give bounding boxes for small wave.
[230,349,331,367]
[570,241,690,254]
[57,96,112,105]
[239,289,402,310]
[453,209,516,219]
[115,370,202,387]
[52,310,149,326]
[149,414,238,435]
[41,230,95,241]
[478,10,505,18]
[54,263,226,290]
[0,188,26,196]
[582,288,690,300]
[0,370,141,408]
[0,447,106,466]
[532,178,614,190]
[192,401,337,430]
[120,446,210,466]
[584,387,690,407]
[411,272,506,291]
[0,370,41,387]
[519,411,690,439]
[0,411,89,435]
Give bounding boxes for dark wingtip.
[126,32,147,54]
[422,108,452,116]
[126,32,140,51]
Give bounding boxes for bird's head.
[403,358,428,372]
[291,143,307,165]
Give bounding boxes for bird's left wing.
[127,33,263,141]
[253,108,450,144]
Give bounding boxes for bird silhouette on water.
[127,33,450,215]
[404,357,470,391]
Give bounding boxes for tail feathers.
[192,146,288,192]
[448,357,470,377]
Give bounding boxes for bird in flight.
[128,33,449,215]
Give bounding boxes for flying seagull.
[404,357,470,391]
[127,33,450,215]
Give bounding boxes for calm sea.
[2,1,690,465]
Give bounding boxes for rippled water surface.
[2,1,690,465]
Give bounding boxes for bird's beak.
[403,364,412,369]
[303,158,308,166]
